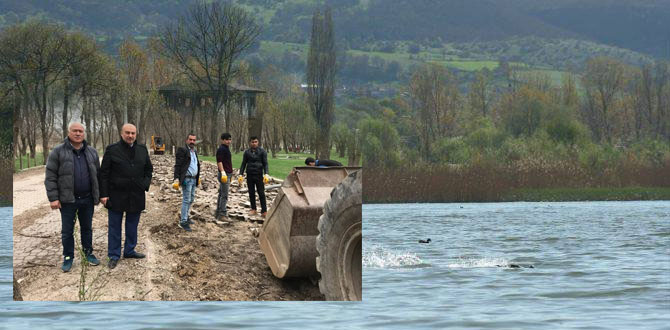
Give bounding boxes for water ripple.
[363,245,429,269]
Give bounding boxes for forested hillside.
[3,2,669,202]
[1,0,668,58]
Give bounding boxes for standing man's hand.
[263,174,269,184]
[100,197,108,206]
[172,179,180,190]
[49,200,61,209]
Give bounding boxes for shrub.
[466,119,506,150]
[434,136,471,164]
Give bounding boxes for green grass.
[260,41,308,57]
[429,59,499,71]
[520,69,567,87]
[200,151,348,180]
[15,153,45,171]
[260,41,561,75]
[503,187,670,202]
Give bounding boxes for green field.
[14,148,348,179]
[259,41,573,76]
[15,153,45,172]
[429,59,499,71]
[200,151,348,180]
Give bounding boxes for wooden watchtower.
[157,82,266,141]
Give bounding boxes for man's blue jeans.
[107,210,141,260]
[180,177,196,225]
[60,195,94,258]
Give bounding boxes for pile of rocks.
[149,155,280,225]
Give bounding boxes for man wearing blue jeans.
[100,123,153,269]
[45,122,101,272]
[173,133,200,231]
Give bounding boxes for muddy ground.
[13,155,323,301]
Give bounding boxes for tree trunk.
[40,87,50,165]
[62,88,70,138]
[316,124,331,160]
[92,102,97,149]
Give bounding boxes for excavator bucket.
[259,166,361,278]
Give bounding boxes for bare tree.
[0,21,68,164]
[119,39,164,144]
[306,7,336,160]
[468,68,492,117]
[409,63,460,160]
[158,1,260,153]
[653,61,670,140]
[60,32,98,138]
[582,57,627,144]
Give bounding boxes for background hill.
[1,0,669,58]
[0,0,666,88]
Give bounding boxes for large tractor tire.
[316,170,362,301]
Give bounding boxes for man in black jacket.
[215,132,233,221]
[44,122,101,272]
[305,157,343,167]
[239,136,269,217]
[173,133,200,231]
[99,123,153,269]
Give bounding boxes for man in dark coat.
[173,133,200,231]
[99,123,153,269]
[239,136,269,217]
[305,157,343,167]
[45,122,101,272]
[215,132,233,221]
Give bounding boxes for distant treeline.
[0,103,11,203]
[334,55,670,201]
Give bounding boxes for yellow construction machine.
[150,135,165,155]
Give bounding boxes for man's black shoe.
[86,254,100,266]
[108,258,118,269]
[62,256,73,272]
[123,252,146,259]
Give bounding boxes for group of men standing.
[45,123,270,272]
[46,123,150,271]
[172,133,269,232]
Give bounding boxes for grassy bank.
[363,163,670,203]
[14,149,348,179]
[364,186,670,203]
[200,152,348,180]
[14,153,45,172]
[502,187,670,202]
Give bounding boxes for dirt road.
[13,155,323,301]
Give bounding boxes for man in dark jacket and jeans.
[99,123,153,269]
[173,133,200,231]
[239,136,269,217]
[45,122,101,272]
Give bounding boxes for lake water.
[1,202,669,329]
